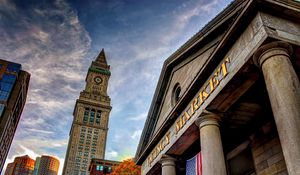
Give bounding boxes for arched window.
[172,83,181,106]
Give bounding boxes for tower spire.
[91,48,110,70]
[95,48,107,64]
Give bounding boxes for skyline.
[0,0,232,174]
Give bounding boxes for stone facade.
[250,122,287,175]
[62,49,112,175]
[135,0,300,175]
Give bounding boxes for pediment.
[136,0,300,164]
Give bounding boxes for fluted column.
[195,110,227,175]
[253,41,300,175]
[160,154,176,175]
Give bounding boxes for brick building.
[89,159,120,175]
[4,155,35,175]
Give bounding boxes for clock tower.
[63,49,112,175]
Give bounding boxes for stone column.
[160,154,176,175]
[253,41,300,175]
[195,110,227,175]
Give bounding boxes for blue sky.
[0,0,232,174]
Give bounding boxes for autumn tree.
[111,158,141,175]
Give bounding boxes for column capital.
[195,110,221,129]
[159,154,176,167]
[253,41,293,67]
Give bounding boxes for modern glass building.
[0,59,30,172]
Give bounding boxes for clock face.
[94,76,103,84]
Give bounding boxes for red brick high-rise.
[4,155,35,175]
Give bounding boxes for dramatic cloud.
[103,0,232,162]
[1,0,232,174]
[0,0,91,173]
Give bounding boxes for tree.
[111,159,141,175]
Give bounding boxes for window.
[83,109,89,123]
[90,110,95,123]
[0,81,13,93]
[172,83,181,106]
[2,74,16,83]
[96,165,104,171]
[84,152,89,157]
[7,63,20,73]
[96,111,101,124]
[75,158,81,162]
[107,167,112,173]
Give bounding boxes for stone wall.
[250,122,287,175]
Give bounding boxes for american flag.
[186,152,202,175]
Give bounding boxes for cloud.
[99,0,231,164]
[128,113,147,121]
[0,0,232,173]
[130,130,142,140]
[0,0,16,11]
[106,150,119,159]
[0,0,91,173]
[25,128,54,135]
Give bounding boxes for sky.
[0,0,232,174]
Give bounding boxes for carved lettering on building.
[175,58,230,133]
[144,57,231,169]
[146,132,170,167]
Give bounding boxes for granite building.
[0,59,30,172]
[135,0,300,175]
[63,49,112,175]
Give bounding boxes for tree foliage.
[111,159,141,175]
